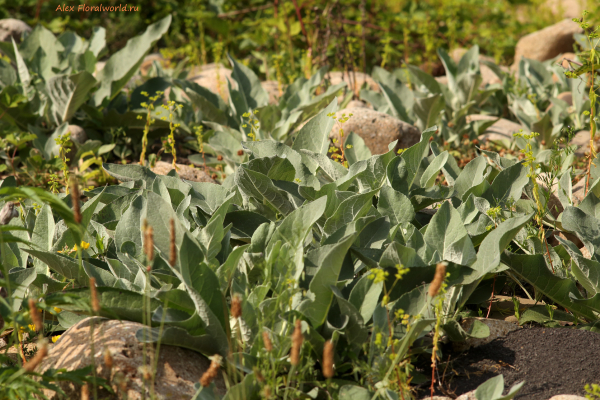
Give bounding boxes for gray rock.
[152,161,216,183]
[38,317,226,399]
[329,108,421,155]
[187,63,234,101]
[547,396,588,400]
[67,125,88,145]
[327,71,379,95]
[512,19,583,69]
[345,100,369,109]
[0,19,32,43]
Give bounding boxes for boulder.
[544,0,587,19]
[261,80,282,105]
[330,108,421,155]
[38,317,226,399]
[468,115,523,145]
[0,19,31,43]
[67,124,88,145]
[187,63,234,101]
[152,161,216,183]
[512,19,583,69]
[547,396,588,400]
[327,71,379,95]
[345,100,369,109]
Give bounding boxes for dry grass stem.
[428,263,446,297]
[169,218,177,266]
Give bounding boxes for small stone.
[547,396,588,400]
[37,317,226,399]
[330,108,421,155]
[456,391,477,400]
[504,315,519,324]
[0,19,32,43]
[152,161,216,183]
[512,19,583,69]
[67,125,88,145]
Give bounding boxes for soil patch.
[417,326,600,399]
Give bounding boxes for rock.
[38,317,226,399]
[140,53,165,75]
[67,125,88,145]
[512,19,583,69]
[330,108,421,155]
[188,63,234,101]
[504,315,519,323]
[468,115,523,145]
[456,391,477,400]
[435,75,448,85]
[261,80,282,105]
[345,100,369,109]
[0,19,32,43]
[544,0,587,19]
[547,396,588,400]
[556,52,578,69]
[152,161,216,183]
[327,71,378,95]
[453,318,520,352]
[572,175,590,205]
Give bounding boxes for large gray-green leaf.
[423,201,477,266]
[291,99,336,154]
[344,131,372,166]
[235,168,294,215]
[228,54,268,109]
[469,213,534,280]
[176,232,229,356]
[413,94,444,131]
[323,190,377,235]
[506,252,595,320]
[47,71,97,124]
[399,126,437,191]
[420,150,449,188]
[92,16,171,106]
[298,233,357,327]
[482,163,529,207]
[454,157,491,201]
[377,186,415,226]
[562,206,600,257]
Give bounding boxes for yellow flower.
[53,307,62,314]
[51,335,61,343]
[80,241,90,250]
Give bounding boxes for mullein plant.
[55,132,73,194]
[159,100,183,169]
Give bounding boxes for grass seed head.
[262,331,273,352]
[28,298,43,333]
[231,293,242,319]
[23,339,48,372]
[89,277,100,313]
[81,383,89,400]
[290,319,303,366]
[322,340,334,379]
[144,224,154,263]
[70,177,81,224]
[200,354,222,387]
[104,348,113,371]
[428,263,447,297]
